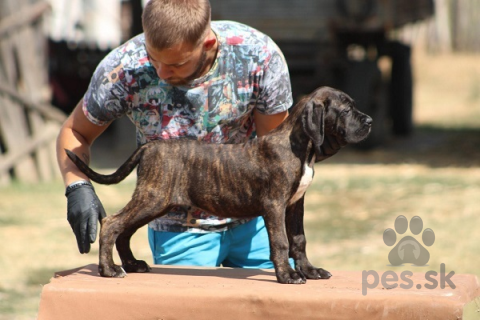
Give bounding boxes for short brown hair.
[142,0,211,50]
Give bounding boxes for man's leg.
[148,227,227,266]
[222,217,275,269]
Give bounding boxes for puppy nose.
[364,116,373,126]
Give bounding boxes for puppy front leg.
[286,197,332,280]
[263,211,306,284]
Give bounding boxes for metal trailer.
[210,0,435,148]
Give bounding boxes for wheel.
[388,42,413,136]
[340,59,389,149]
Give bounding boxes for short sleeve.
[255,40,293,115]
[83,49,129,126]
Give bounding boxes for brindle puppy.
[66,86,372,284]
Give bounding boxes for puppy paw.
[301,267,332,280]
[293,260,332,280]
[99,264,127,278]
[122,260,151,273]
[276,269,306,284]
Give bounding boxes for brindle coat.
[66,86,372,284]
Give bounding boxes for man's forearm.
[253,110,289,137]
[56,99,111,187]
[56,126,93,187]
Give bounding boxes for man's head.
[142,0,216,86]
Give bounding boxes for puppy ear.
[302,99,325,160]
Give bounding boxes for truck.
[48,0,434,149]
[210,0,435,148]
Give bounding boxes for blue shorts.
[148,217,290,269]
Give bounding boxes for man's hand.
[66,181,106,253]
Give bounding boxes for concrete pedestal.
[38,264,480,320]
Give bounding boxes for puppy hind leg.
[99,214,128,278]
[99,200,169,278]
[116,224,152,273]
[113,202,171,274]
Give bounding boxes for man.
[56,0,292,269]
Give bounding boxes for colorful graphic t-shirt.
[83,20,293,233]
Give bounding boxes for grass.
[304,164,480,277]
[1,49,480,319]
[1,162,479,319]
[0,181,148,319]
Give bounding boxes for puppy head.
[323,87,372,144]
[302,87,372,161]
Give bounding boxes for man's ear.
[203,31,217,51]
[302,99,325,161]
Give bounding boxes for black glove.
[65,181,106,254]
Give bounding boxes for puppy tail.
[65,146,144,185]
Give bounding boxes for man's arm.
[253,109,289,137]
[57,98,111,254]
[56,99,111,187]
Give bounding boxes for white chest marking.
[289,162,314,205]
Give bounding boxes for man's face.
[145,40,208,86]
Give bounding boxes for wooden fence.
[419,0,480,53]
[0,0,66,185]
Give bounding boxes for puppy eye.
[342,109,351,115]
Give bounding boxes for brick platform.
[38,264,480,320]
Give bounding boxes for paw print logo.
[383,215,435,266]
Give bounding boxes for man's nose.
[155,63,173,80]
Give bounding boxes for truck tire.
[340,60,388,149]
[388,42,413,136]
